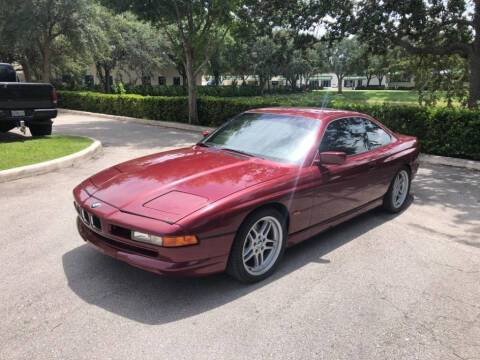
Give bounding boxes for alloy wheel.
[242,216,283,276]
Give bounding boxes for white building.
[215,73,415,90]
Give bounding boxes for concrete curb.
[58,108,215,133]
[420,153,480,171]
[0,137,103,183]
[58,108,480,172]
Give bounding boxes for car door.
[309,117,378,226]
[361,117,398,198]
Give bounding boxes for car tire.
[383,166,411,213]
[227,208,287,283]
[29,121,52,136]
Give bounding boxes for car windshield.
[201,112,321,164]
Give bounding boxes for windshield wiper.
[196,142,210,147]
[220,147,262,159]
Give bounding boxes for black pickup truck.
[0,63,57,136]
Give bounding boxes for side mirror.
[202,130,211,138]
[314,151,347,165]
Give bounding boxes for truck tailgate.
[0,83,54,109]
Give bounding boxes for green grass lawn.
[248,89,453,107]
[0,135,93,171]
[314,90,421,104]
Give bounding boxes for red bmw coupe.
[73,107,419,283]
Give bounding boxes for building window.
[84,75,94,87]
[158,76,166,85]
[344,80,354,88]
[271,80,279,87]
[173,76,181,86]
[142,76,151,85]
[321,80,331,87]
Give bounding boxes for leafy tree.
[0,13,41,82]
[316,38,363,94]
[351,0,480,108]
[207,37,234,86]
[248,36,280,95]
[406,54,469,107]
[359,50,392,88]
[6,0,94,82]
[102,0,241,124]
[224,39,252,83]
[161,31,188,86]
[274,31,316,90]
[91,6,168,93]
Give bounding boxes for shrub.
[356,85,386,90]
[119,84,304,97]
[58,91,480,160]
[58,91,189,123]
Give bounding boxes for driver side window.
[319,118,368,156]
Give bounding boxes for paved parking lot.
[1,113,479,360]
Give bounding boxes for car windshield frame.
[199,112,322,165]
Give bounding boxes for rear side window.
[319,117,368,156]
[0,64,16,82]
[363,118,391,150]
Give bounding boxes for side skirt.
[286,197,383,248]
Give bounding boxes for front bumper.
[76,215,233,277]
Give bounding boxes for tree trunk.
[185,51,198,124]
[468,1,480,108]
[41,46,50,83]
[259,75,265,96]
[378,75,385,87]
[468,13,480,109]
[213,69,220,86]
[337,74,343,94]
[468,53,480,108]
[20,60,31,82]
[366,75,372,87]
[104,66,112,94]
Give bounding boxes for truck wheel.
[29,122,52,136]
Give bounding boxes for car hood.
[86,146,291,223]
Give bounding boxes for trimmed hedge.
[58,91,480,160]
[122,84,303,97]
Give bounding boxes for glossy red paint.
[73,107,420,277]
[318,151,347,165]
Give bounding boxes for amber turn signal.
[163,235,198,247]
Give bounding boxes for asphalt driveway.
[1,113,479,360]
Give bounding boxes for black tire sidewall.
[29,122,52,136]
[227,208,287,283]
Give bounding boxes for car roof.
[246,107,367,122]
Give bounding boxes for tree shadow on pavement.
[62,204,410,325]
[53,118,201,151]
[410,163,480,247]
